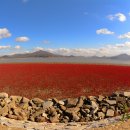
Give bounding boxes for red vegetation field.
[0,63,130,99]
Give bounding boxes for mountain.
[108,54,130,60]
[0,50,63,58]
[1,51,130,60]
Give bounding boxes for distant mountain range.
[0,50,63,58]
[1,50,130,60]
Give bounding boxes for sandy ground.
[0,117,130,130]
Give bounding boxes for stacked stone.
[0,91,130,123]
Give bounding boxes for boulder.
[102,107,107,113]
[76,96,85,108]
[21,97,30,103]
[127,100,130,107]
[88,96,97,101]
[0,92,8,99]
[0,99,6,107]
[66,98,78,107]
[98,112,105,119]
[42,101,53,109]
[72,112,80,122]
[91,101,99,114]
[29,116,35,122]
[66,107,80,114]
[60,105,66,111]
[50,115,59,123]
[35,116,47,122]
[106,109,114,117]
[13,107,27,120]
[52,98,59,104]
[98,95,105,102]
[4,98,11,104]
[106,99,116,105]
[8,101,16,109]
[123,92,130,97]
[7,114,18,120]
[116,96,126,105]
[10,96,22,103]
[19,102,29,110]
[32,98,44,105]
[33,109,44,118]
[59,100,65,105]
[0,105,8,116]
[42,112,48,119]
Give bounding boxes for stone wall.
[0,91,129,123]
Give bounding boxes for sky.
[0,0,130,56]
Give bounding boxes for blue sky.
[0,0,130,56]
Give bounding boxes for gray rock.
[0,92,8,99]
[13,107,27,120]
[32,98,44,104]
[33,109,44,118]
[66,98,78,107]
[59,100,65,105]
[7,114,18,120]
[66,107,80,114]
[127,99,130,107]
[10,96,22,103]
[76,96,85,108]
[88,96,97,101]
[35,116,47,122]
[98,112,105,119]
[102,107,107,113]
[106,99,116,105]
[72,112,80,122]
[106,109,114,117]
[123,92,130,97]
[19,102,29,110]
[42,113,48,119]
[42,101,53,109]
[4,98,11,104]
[98,95,105,102]
[0,105,8,116]
[21,97,30,103]
[0,99,6,107]
[50,115,59,123]
[84,109,90,113]
[91,101,99,114]
[29,116,35,122]
[116,96,126,105]
[60,105,66,111]
[52,98,59,104]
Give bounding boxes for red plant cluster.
[0,63,130,99]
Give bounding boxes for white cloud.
[107,13,126,22]
[35,47,44,51]
[0,28,11,39]
[15,36,29,42]
[96,28,114,35]
[0,45,11,49]
[14,45,21,49]
[33,41,130,57]
[118,32,130,39]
